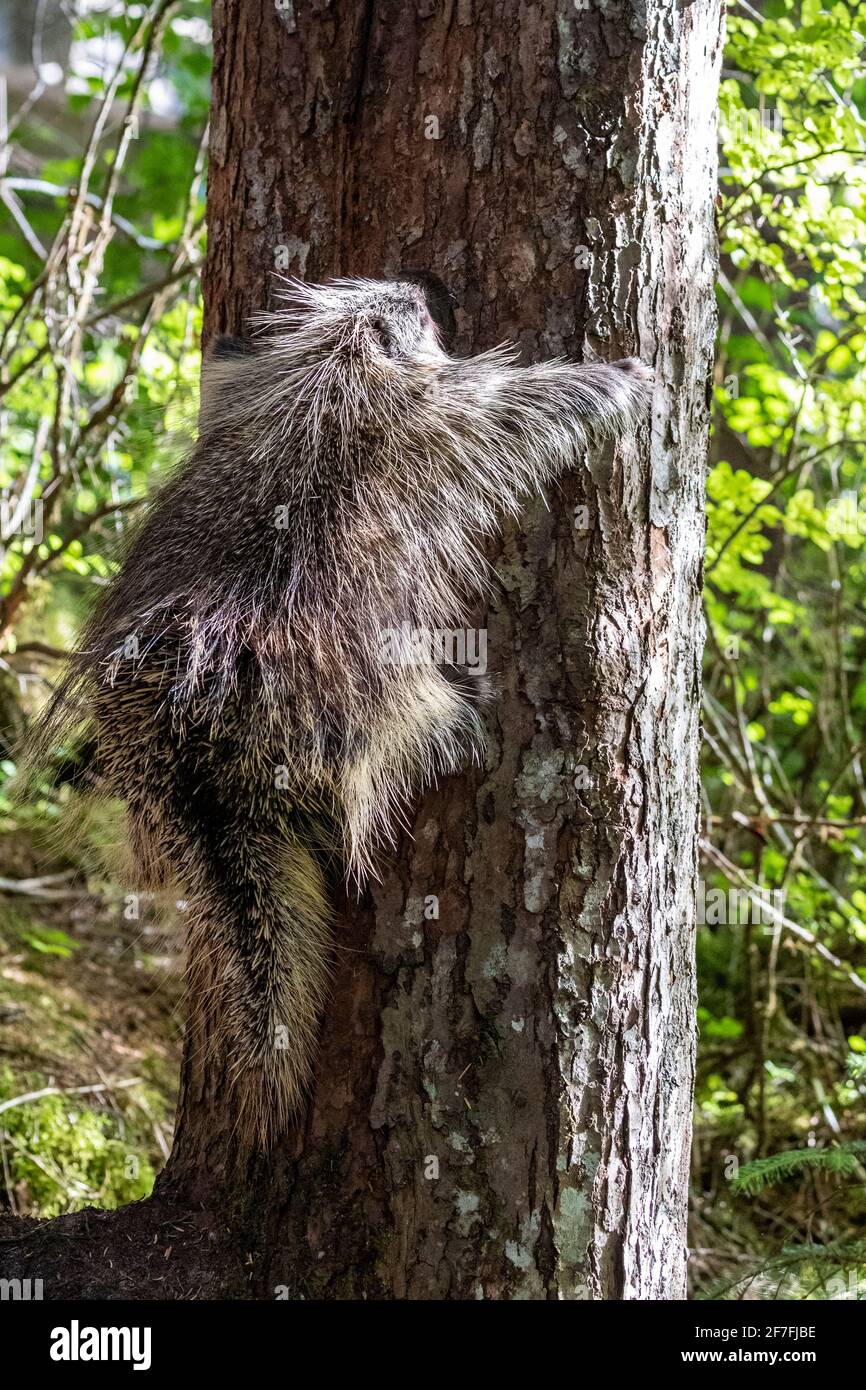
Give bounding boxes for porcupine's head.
[201,274,455,432]
[266,274,450,363]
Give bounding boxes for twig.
[710,813,866,831]
[1,178,172,250]
[700,840,866,997]
[7,641,69,660]
[0,876,85,900]
[0,1078,145,1117]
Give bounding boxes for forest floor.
[0,827,267,1297]
[0,827,182,1219]
[2,829,862,1300]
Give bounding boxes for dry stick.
[704,716,866,935]
[63,11,156,266]
[31,495,147,576]
[71,123,204,458]
[7,641,69,660]
[0,416,47,541]
[0,11,195,388]
[0,487,141,648]
[127,1090,171,1162]
[64,0,183,373]
[0,876,86,900]
[0,871,75,885]
[101,1,180,224]
[0,1078,144,1117]
[700,839,866,998]
[11,1,170,426]
[717,268,778,364]
[704,586,866,895]
[703,687,783,822]
[2,179,169,250]
[76,128,207,446]
[0,183,46,258]
[86,265,200,327]
[710,813,866,830]
[47,11,165,451]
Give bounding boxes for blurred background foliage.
[698,0,866,1299]
[0,0,205,1223]
[1,0,866,1298]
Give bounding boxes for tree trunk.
[0,0,722,1300]
[162,0,721,1300]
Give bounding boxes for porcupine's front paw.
[613,356,654,397]
[600,356,654,429]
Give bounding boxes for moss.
[0,1064,171,1218]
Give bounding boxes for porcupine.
[34,275,653,1146]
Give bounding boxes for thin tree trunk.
[0,0,722,1300]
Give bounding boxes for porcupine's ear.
[208,334,252,360]
[397,270,457,348]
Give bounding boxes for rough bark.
[0,0,722,1300]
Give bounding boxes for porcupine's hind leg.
[338,669,488,886]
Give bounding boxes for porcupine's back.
[33,294,451,1142]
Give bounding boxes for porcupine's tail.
[173,773,336,1148]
